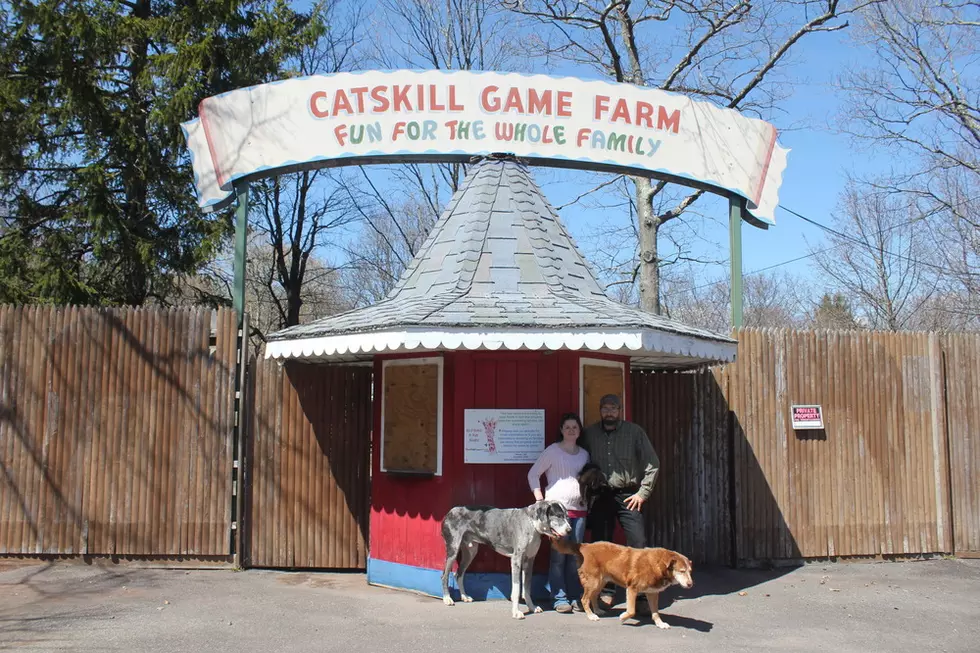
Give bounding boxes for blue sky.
[270,2,892,300]
[528,26,883,293]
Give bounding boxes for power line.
[779,203,979,278]
[662,202,951,299]
[663,211,838,296]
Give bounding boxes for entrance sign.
[791,405,825,430]
[464,409,545,464]
[182,70,787,224]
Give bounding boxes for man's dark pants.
[588,488,648,607]
[589,488,647,547]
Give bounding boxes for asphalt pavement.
[1,557,977,652]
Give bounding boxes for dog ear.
[548,501,568,520]
[532,500,550,522]
[667,553,690,573]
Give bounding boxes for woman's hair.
[556,412,584,442]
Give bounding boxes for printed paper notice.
[464,409,545,464]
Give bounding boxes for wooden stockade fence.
[729,329,951,561]
[244,359,372,569]
[943,333,980,555]
[2,306,979,569]
[632,368,732,566]
[0,306,239,557]
[633,328,980,566]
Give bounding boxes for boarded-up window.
[581,359,625,428]
[381,358,442,475]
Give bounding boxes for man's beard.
[602,417,618,430]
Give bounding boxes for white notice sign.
[464,409,545,464]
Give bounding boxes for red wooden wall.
[369,350,631,574]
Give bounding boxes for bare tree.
[506,0,876,314]
[743,271,809,328]
[163,0,365,333]
[338,195,439,307]
[247,0,364,328]
[375,0,515,72]
[662,269,807,332]
[252,172,358,327]
[336,0,516,298]
[919,165,980,328]
[842,0,979,181]
[245,237,350,344]
[175,232,350,348]
[840,0,979,328]
[661,276,730,333]
[810,183,940,331]
[368,0,517,196]
[577,175,727,308]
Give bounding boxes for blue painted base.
[367,557,553,602]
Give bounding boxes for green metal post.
[233,182,248,326]
[730,196,744,330]
[230,182,248,566]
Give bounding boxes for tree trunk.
[286,288,302,326]
[283,171,310,327]
[634,176,661,314]
[121,0,151,305]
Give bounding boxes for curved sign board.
[181,70,788,225]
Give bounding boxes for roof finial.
[470,152,526,165]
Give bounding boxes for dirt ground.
[1,557,978,652]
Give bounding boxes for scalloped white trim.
[263,327,736,365]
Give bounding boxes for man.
[579,393,661,607]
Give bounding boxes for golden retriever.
[551,539,694,627]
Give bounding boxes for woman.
[527,412,589,613]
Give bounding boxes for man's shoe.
[571,600,584,612]
[554,602,573,613]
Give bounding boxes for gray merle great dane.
[440,501,572,619]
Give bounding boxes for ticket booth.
[265,157,737,598]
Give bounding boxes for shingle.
[473,254,493,283]
[487,237,518,266]
[487,267,520,292]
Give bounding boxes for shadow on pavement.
[658,564,798,610]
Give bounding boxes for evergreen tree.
[811,293,861,331]
[0,0,322,305]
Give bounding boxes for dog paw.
[532,605,543,614]
[587,613,600,622]
[442,596,455,606]
[655,621,671,630]
[619,613,634,623]
[460,595,474,603]
[512,610,526,620]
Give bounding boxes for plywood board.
[582,362,625,428]
[383,363,440,474]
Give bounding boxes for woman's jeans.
[549,516,586,605]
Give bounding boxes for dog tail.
[551,538,584,562]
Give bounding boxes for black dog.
[577,463,609,512]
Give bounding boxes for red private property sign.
[791,404,825,430]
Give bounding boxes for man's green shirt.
[580,419,660,500]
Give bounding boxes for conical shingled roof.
[265,158,736,368]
